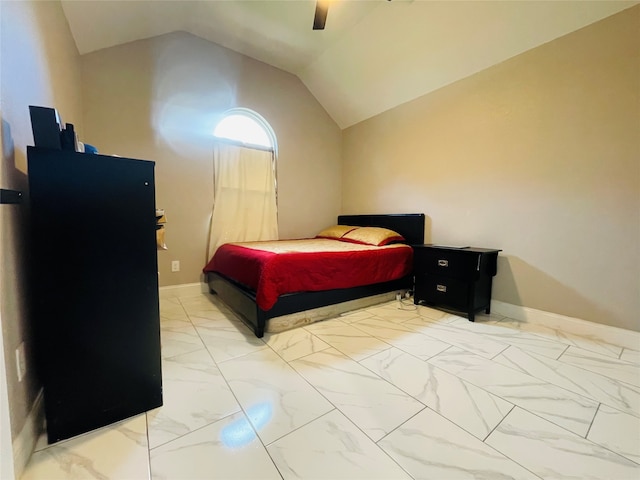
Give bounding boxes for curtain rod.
[213,138,274,153]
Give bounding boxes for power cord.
[396,290,417,311]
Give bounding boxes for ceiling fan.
[313,0,330,30]
[313,0,392,30]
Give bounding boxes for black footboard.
[207,272,412,338]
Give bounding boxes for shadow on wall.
[1,118,39,439]
[494,256,523,306]
[423,215,433,244]
[494,255,626,330]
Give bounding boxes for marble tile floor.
[21,293,640,479]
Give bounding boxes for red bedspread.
[203,238,413,311]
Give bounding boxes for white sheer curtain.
[208,142,278,258]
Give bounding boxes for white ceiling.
[60,0,637,129]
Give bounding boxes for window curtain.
[207,142,278,258]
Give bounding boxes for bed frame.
[207,213,425,337]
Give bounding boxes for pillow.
[315,224,357,239]
[341,227,405,246]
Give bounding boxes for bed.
[204,213,425,337]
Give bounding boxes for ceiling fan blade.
[313,0,329,30]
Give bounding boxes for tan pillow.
[341,227,405,246]
[316,224,357,239]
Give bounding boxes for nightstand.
[413,245,501,321]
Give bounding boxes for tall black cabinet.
[27,146,163,443]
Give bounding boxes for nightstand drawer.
[414,275,469,309]
[414,248,480,280]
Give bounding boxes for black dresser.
[27,146,163,443]
[413,245,501,321]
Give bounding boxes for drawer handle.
[438,259,449,267]
[436,284,447,293]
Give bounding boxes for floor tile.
[350,315,452,360]
[188,308,242,325]
[159,297,183,310]
[183,295,242,324]
[179,293,236,316]
[428,347,599,436]
[587,404,640,464]
[416,305,460,322]
[472,310,507,323]
[495,346,640,418]
[378,407,539,479]
[146,349,240,449]
[22,415,149,480]
[558,346,640,387]
[159,297,189,324]
[486,407,639,479]
[216,348,334,445]
[267,409,412,479]
[150,411,281,480]
[23,291,640,480]
[303,319,393,361]
[620,348,640,365]
[404,319,509,359]
[291,348,425,441]
[339,308,376,324]
[177,293,219,311]
[365,302,423,323]
[361,347,513,440]
[264,327,331,362]
[158,316,192,329]
[195,319,268,363]
[495,317,624,359]
[447,317,568,359]
[159,323,205,359]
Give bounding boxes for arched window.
[208,109,279,257]
[213,108,277,153]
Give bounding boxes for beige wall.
[343,7,640,332]
[81,32,342,287]
[0,0,83,471]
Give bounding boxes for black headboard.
[338,213,425,246]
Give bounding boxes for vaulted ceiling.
[60,0,637,128]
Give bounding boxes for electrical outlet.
[16,342,26,382]
[171,260,180,272]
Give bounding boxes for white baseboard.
[158,282,208,299]
[491,300,640,350]
[13,389,44,479]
